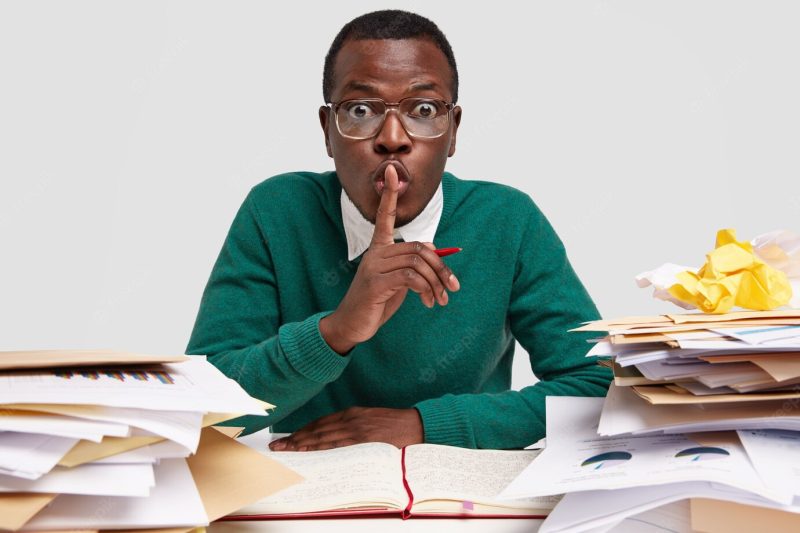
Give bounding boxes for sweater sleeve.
[414,198,612,449]
[185,193,350,434]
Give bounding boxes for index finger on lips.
[370,163,399,247]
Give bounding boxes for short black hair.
[322,10,459,103]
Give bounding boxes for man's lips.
[373,160,410,197]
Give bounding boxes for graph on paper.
[0,366,192,394]
[52,368,176,384]
[0,357,265,414]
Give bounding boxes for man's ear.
[447,105,462,157]
[319,106,333,158]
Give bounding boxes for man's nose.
[373,110,411,154]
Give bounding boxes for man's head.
[319,10,462,227]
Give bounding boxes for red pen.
[434,247,462,257]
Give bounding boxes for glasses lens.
[399,99,450,138]
[336,100,385,138]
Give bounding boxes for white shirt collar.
[340,182,444,261]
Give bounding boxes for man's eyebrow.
[409,82,438,91]
[341,81,379,94]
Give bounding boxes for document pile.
[0,350,302,531]
[577,309,800,436]
[496,310,800,532]
[499,397,800,533]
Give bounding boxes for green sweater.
[186,171,611,449]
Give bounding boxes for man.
[186,10,611,451]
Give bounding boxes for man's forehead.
[340,79,442,96]
[330,38,453,100]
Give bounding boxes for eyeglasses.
[327,97,456,140]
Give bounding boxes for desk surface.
[209,518,543,533]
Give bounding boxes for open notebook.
[223,441,557,520]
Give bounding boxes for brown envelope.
[669,309,800,324]
[687,431,741,447]
[186,427,303,521]
[19,430,301,532]
[632,384,800,404]
[691,498,800,533]
[0,350,188,370]
[610,333,677,344]
[0,493,57,531]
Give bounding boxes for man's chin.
[364,213,415,227]
[359,203,420,228]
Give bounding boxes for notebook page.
[404,444,558,512]
[234,442,405,514]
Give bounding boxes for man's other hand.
[268,407,424,451]
[319,163,460,354]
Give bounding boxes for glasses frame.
[326,97,456,140]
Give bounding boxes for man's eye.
[409,101,440,119]
[346,103,377,119]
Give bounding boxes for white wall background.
[2,1,799,390]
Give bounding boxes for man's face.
[320,38,462,226]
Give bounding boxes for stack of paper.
[498,397,800,533]
[575,310,800,435]
[0,349,302,531]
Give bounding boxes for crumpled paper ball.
[752,229,800,308]
[637,229,794,314]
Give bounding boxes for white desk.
[210,518,542,533]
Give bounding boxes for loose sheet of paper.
[600,384,800,436]
[22,458,207,530]
[0,462,155,496]
[0,357,266,415]
[737,429,800,499]
[6,404,204,453]
[499,397,784,503]
[538,480,800,533]
[0,408,130,442]
[0,432,78,480]
[710,325,800,345]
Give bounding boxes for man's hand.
[268,407,424,451]
[320,163,460,354]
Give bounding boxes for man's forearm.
[190,311,352,434]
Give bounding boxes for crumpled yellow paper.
[667,229,793,314]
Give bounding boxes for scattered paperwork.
[523,307,800,532]
[499,397,781,503]
[581,309,800,404]
[0,349,294,531]
[498,397,800,533]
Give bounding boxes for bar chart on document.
[0,366,190,392]
[0,358,253,413]
[53,368,178,385]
